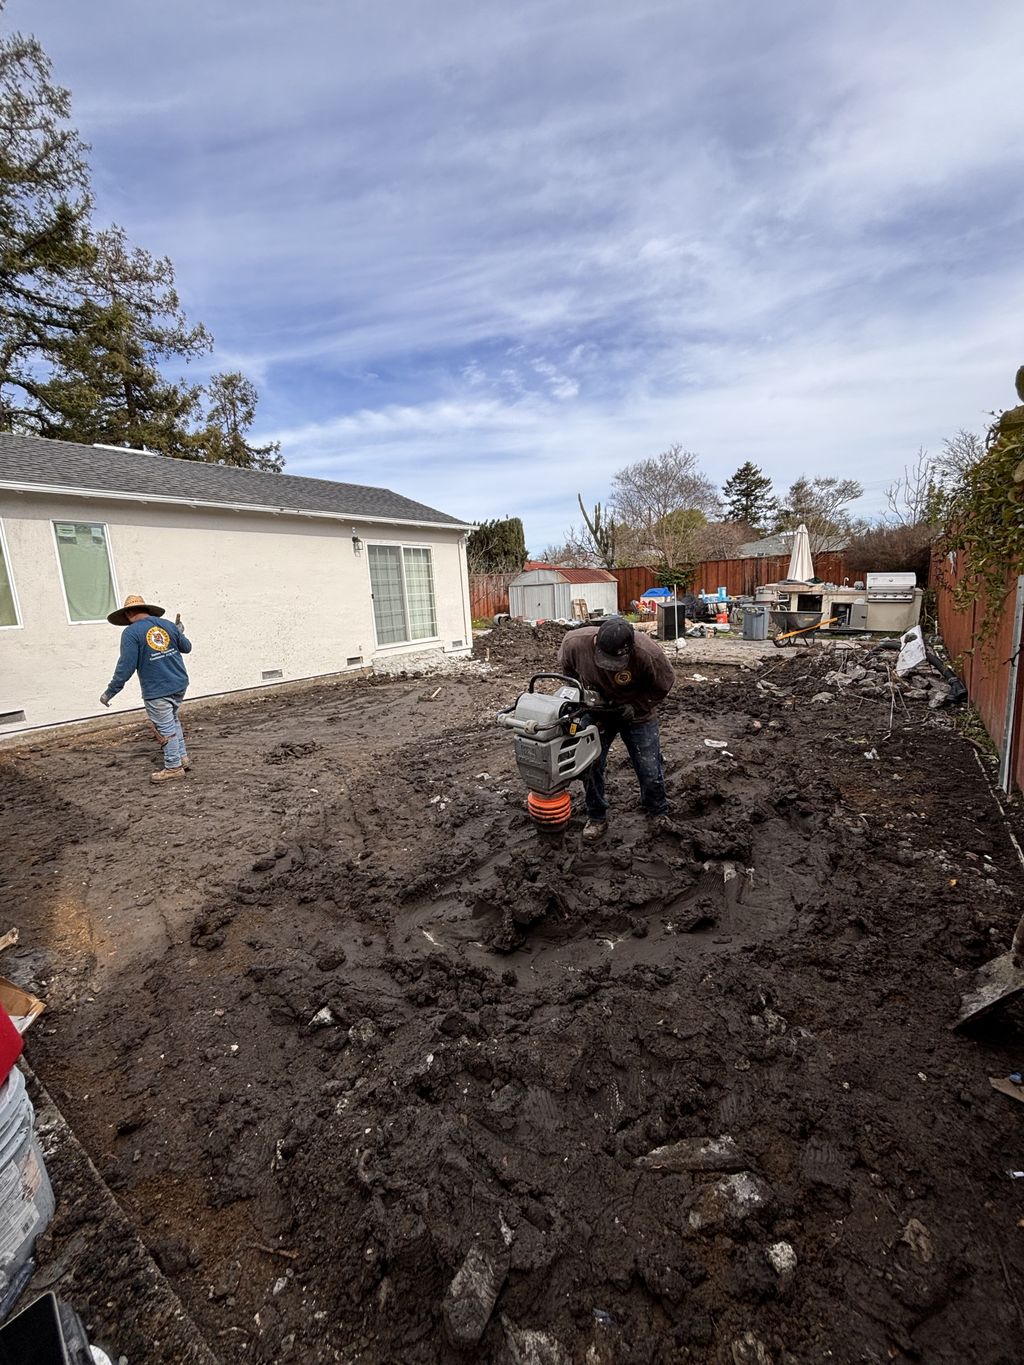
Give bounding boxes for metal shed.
[508,565,619,621]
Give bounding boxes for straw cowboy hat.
[107,593,165,627]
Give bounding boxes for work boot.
[181,756,191,771]
[151,766,185,784]
[582,818,608,841]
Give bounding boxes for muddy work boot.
[181,756,191,771]
[151,766,186,785]
[582,818,609,841]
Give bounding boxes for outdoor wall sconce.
[352,532,364,554]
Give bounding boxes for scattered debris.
[767,1241,798,1276]
[442,1244,509,1347]
[636,1135,746,1173]
[991,1076,1024,1105]
[900,1218,934,1263]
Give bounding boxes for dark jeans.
[583,715,668,818]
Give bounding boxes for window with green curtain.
[367,544,438,645]
[0,530,17,627]
[368,544,407,644]
[53,522,116,623]
[402,546,437,639]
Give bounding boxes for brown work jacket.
[556,627,675,724]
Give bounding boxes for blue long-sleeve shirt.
[106,615,191,701]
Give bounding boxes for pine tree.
[0,12,95,430]
[194,372,283,472]
[721,461,778,531]
[37,226,211,454]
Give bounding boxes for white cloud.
[10,0,1024,551]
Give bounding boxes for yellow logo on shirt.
[614,670,633,685]
[146,625,171,652]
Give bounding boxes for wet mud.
[1,635,1023,1363]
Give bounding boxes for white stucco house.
[0,433,473,734]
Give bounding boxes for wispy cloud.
[11,0,1024,547]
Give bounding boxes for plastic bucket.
[0,1070,55,1322]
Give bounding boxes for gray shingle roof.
[0,433,468,528]
[738,531,848,557]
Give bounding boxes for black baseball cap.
[593,617,635,671]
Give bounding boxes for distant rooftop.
[738,531,849,558]
[0,433,468,528]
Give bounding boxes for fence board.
[469,572,517,619]
[611,553,850,608]
[934,553,1024,792]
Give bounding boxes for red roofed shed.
[508,565,619,620]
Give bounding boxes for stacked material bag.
[0,998,54,1321]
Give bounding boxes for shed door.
[526,585,556,620]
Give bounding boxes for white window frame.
[0,520,22,630]
[50,520,121,626]
[366,540,440,650]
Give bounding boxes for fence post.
[999,574,1024,794]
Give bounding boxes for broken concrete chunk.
[810,692,834,705]
[500,1314,570,1365]
[637,1135,746,1173]
[766,1240,797,1276]
[443,1244,508,1347]
[688,1172,771,1231]
[308,1007,335,1029]
[730,1332,774,1364]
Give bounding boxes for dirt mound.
[3,656,1023,1363]
[475,617,570,670]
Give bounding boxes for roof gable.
[0,433,466,528]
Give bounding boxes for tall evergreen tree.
[721,461,778,531]
[466,517,527,572]
[0,9,95,430]
[194,371,283,472]
[36,226,211,454]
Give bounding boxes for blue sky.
[10,0,1024,549]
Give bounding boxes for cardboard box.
[0,978,45,1034]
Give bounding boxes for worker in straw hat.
[100,594,192,785]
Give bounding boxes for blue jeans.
[583,715,668,819]
[145,692,187,769]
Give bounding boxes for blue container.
[717,586,727,601]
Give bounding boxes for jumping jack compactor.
[497,673,607,831]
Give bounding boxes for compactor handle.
[527,673,580,695]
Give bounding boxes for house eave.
[0,480,472,533]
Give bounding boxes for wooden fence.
[469,571,518,619]
[934,555,1024,793]
[610,553,850,610]
[475,555,854,617]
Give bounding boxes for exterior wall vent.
[451,640,464,649]
[261,669,283,681]
[0,710,26,725]
[346,656,363,667]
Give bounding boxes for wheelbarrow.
[770,611,838,647]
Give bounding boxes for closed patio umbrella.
[786,524,814,582]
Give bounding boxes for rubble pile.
[763,644,965,711]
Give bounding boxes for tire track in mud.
[6,646,1024,1363]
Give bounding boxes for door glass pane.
[403,547,437,639]
[0,534,16,626]
[54,522,116,622]
[368,544,407,644]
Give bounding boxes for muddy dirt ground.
[2,624,1024,1364]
